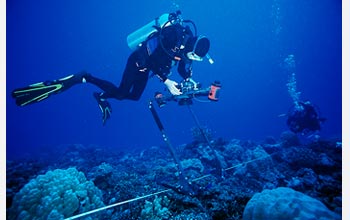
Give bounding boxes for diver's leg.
[124,72,149,100]
[104,50,149,100]
[87,50,148,124]
[83,74,120,96]
[114,70,147,100]
[91,68,148,125]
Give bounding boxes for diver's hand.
[164,79,182,95]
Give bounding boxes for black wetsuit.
[83,23,194,101]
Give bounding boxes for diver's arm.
[153,68,169,83]
[177,60,193,79]
[153,68,182,96]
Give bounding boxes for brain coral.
[9,167,104,220]
[243,187,341,220]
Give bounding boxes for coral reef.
[6,133,342,219]
[140,196,171,220]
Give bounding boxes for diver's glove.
[93,92,112,125]
[164,79,182,95]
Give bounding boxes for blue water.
[6,0,342,160]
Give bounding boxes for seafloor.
[6,130,342,220]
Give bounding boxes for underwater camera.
[154,79,221,107]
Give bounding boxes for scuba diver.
[286,101,326,134]
[12,11,212,125]
[282,54,325,135]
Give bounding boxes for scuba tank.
[127,13,171,50]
